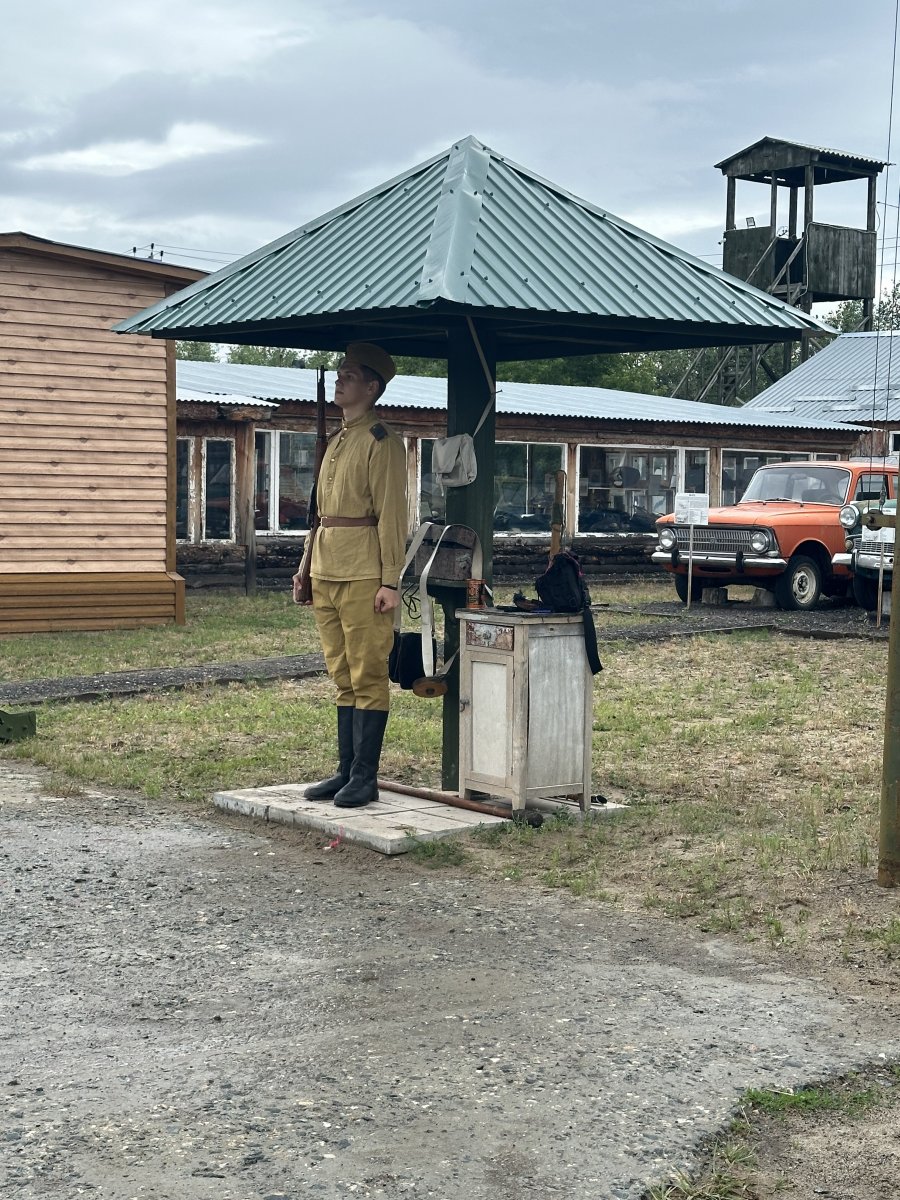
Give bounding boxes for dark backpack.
[535,550,603,675]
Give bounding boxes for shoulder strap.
[393,523,436,634]
[582,606,603,675]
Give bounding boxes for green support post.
[438,320,496,790]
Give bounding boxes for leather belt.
[319,516,378,528]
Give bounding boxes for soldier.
[299,343,407,808]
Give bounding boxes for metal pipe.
[377,778,542,825]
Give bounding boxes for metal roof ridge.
[417,138,491,304]
[114,137,483,334]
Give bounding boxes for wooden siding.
[0,244,189,632]
[0,572,183,633]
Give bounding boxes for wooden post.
[725,176,736,232]
[234,423,257,596]
[788,186,798,240]
[437,319,497,790]
[877,514,900,886]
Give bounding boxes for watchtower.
[717,136,886,323]
[673,138,888,404]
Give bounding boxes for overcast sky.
[2,0,898,277]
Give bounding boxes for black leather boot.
[305,706,354,800]
[333,709,388,808]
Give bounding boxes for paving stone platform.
[212,782,508,854]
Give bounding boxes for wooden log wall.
[0,246,186,633]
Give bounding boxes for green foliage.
[226,344,307,367]
[822,281,900,333]
[744,1083,881,1118]
[304,350,342,369]
[175,340,218,361]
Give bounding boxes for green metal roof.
[115,135,831,358]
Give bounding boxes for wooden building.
[0,233,203,634]
[175,361,867,587]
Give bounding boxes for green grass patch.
[743,1082,882,1118]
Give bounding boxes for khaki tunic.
[311,413,407,586]
[309,412,407,710]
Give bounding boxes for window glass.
[254,432,272,532]
[685,451,708,495]
[578,447,676,532]
[741,463,850,505]
[278,432,315,531]
[204,439,234,540]
[175,438,190,541]
[854,473,890,502]
[722,450,810,505]
[420,440,564,532]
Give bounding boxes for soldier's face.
[334,360,378,412]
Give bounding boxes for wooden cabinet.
[457,609,593,813]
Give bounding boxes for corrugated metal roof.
[744,332,900,423]
[116,136,830,357]
[177,361,868,431]
[177,387,277,408]
[715,137,888,172]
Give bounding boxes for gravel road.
[2,758,897,1200]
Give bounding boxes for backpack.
[535,550,603,675]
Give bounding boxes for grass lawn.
[1,582,896,981]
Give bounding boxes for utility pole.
[867,510,900,886]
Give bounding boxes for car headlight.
[839,505,859,530]
[658,527,677,550]
[749,530,770,554]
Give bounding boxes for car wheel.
[852,573,879,611]
[674,574,704,604]
[774,555,822,611]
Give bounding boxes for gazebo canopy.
[115,135,830,358]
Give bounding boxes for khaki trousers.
[312,578,395,711]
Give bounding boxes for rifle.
[549,470,566,560]
[292,366,328,604]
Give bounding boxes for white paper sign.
[674,493,709,525]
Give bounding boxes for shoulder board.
[370,423,388,441]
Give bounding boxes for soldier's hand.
[374,586,400,613]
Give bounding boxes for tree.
[176,340,217,361]
[303,350,343,370]
[227,345,307,367]
[393,351,664,393]
[822,282,900,333]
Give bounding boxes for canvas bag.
[430,316,495,493]
[389,522,483,692]
[535,549,603,676]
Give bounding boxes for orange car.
[653,460,898,610]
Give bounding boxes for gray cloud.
[0,0,896,271]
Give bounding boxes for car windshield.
[740,465,851,506]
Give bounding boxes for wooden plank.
[1,357,166,381]
[0,483,166,499]
[0,293,160,321]
[0,379,163,398]
[0,532,167,547]
[0,397,167,419]
[0,278,164,307]
[0,559,166,572]
[0,616,173,633]
[1,433,165,452]
[0,325,164,353]
[2,499,166,514]
[0,596,174,615]
[0,262,170,295]
[3,420,167,439]
[0,461,165,479]
[0,309,149,332]
[0,249,197,288]
[0,572,180,590]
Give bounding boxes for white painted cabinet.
[457,610,593,813]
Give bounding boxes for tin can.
[466,578,486,609]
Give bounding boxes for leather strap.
[319,515,378,528]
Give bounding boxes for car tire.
[674,574,704,604]
[774,555,822,611]
[852,573,879,611]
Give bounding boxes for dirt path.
[2,760,898,1200]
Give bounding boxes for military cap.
[344,341,396,386]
